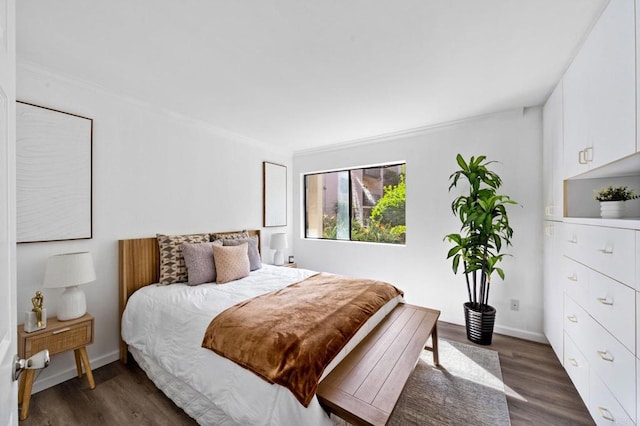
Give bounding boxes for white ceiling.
[17,0,607,152]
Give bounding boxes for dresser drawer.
[589,368,635,426]
[21,318,93,358]
[586,317,636,418]
[564,332,589,403]
[562,256,589,308]
[564,224,635,287]
[587,269,635,352]
[564,294,590,350]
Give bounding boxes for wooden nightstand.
[17,313,95,420]
[281,263,297,268]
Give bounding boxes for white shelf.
[563,216,640,230]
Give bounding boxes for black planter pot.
[464,302,496,345]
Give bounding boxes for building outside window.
[304,163,405,244]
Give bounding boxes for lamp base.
[273,250,284,266]
[57,286,86,321]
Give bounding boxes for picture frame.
[16,101,93,243]
[263,161,287,227]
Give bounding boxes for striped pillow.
[157,233,210,284]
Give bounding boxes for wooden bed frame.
[118,229,261,364]
[118,229,440,425]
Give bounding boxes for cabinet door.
[542,82,564,220]
[563,47,590,178]
[543,221,563,359]
[563,0,635,177]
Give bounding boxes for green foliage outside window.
[323,173,406,244]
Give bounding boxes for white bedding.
[122,264,401,426]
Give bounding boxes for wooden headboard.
[118,230,261,363]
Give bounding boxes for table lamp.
[270,233,288,266]
[44,252,96,321]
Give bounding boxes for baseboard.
[31,350,120,394]
[493,324,548,344]
[440,315,548,344]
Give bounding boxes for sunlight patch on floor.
[438,341,527,402]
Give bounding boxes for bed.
[119,230,412,425]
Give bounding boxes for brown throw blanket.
[201,272,403,406]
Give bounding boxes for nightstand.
[17,313,95,420]
[281,263,297,268]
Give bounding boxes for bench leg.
[431,322,439,366]
[424,322,440,366]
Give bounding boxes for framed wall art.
[263,161,287,227]
[16,101,93,243]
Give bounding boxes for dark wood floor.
[20,321,594,425]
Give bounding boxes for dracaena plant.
[445,154,518,311]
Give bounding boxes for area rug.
[331,339,511,426]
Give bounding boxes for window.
[304,163,405,244]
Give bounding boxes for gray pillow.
[182,240,223,285]
[223,235,262,271]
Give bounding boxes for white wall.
[16,63,292,392]
[293,108,544,341]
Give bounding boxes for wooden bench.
[317,303,440,426]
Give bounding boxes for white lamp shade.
[270,233,288,250]
[44,252,96,289]
[44,252,95,321]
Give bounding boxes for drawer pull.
[597,350,614,362]
[597,247,613,254]
[566,315,578,323]
[578,149,587,165]
[596,297,613,306]
[597,406,615,422]
[567,274,578,282]
[567,237,578,244]
[52,327,71,335]
[567,357,578,367]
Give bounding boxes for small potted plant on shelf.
[445,154,518,345]
[594,186,638,219]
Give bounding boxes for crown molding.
[17,59,291,155]
[293,107,525,157]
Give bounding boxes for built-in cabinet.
[562,0,636,178]
[543,0,640,424]
[542,83,564,220]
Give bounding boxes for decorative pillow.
[213,244,250,284]
[157,233,210,284]
[211,231,250,241]
[182,240,223,285]
[223,235,262,271]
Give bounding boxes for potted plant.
[594,185,638,219]
[445,154,518,345]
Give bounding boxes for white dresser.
[560,221,638,425]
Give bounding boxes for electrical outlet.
[510,299,519,311]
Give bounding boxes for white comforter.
[122,265,354,426]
